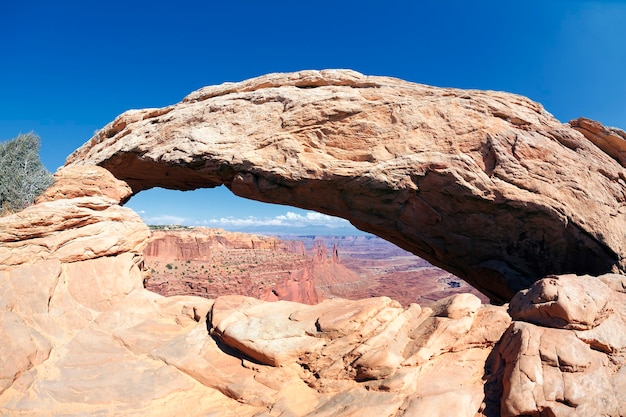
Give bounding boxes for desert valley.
[143,226,487,306]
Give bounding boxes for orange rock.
[490,274,626,417]
[508,274,613,330]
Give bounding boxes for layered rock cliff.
[142,228,365,305]
[1,71,625,416]
[144,228,303,260]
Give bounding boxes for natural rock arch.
[2,71,626,417]
[66,70,626,303]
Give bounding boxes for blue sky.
[1,1,625,234]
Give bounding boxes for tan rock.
[570,117,626,167]
[66,70,626,303]
[211,298,325,366]
[491,274,626,417]
[508,274,613,330]
[313,296,401,337]
[496,321,621,417]
[36,165,133,203]
[0,312,52,395]
[208,292,510,416]
[599,272,626,293]
[0,196,149,268]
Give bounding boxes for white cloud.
[135,209,357,233]
[197,211,350,229]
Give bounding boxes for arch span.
[66,70,626,303]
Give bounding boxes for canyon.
[1,70,625,416]
[143,227,486,306]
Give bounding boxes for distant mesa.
[66,69,626,303]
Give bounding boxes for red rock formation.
[143,229,477,306]
[66,70,626,303]
[143,228,295,261]
[142,230,367,305]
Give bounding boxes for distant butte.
[67,69,626,303]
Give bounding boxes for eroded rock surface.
[66,70,626,303]
[2,171,624,417]
[570,117,626,167]
[1,166,516,416]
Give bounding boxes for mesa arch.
[66,69,626,303]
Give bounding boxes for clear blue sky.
[1,1,625,234]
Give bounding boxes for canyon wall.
[142,228,362,305]
[142,228,482,306]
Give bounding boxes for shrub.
[0,133,53,213]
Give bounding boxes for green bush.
[0,133,53,213]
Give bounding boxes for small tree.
[0,133,53,214]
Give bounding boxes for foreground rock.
[1,166,626,416]
[66,70,626,303]
[0,166,507,415]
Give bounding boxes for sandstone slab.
[508,274,613,330]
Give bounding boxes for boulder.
[508,274,613,330]
[66,70,626,303]
[209,293,511,416]
[35,164,133,203]
[489,274,626,417]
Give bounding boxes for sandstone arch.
[66,70,626,303]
